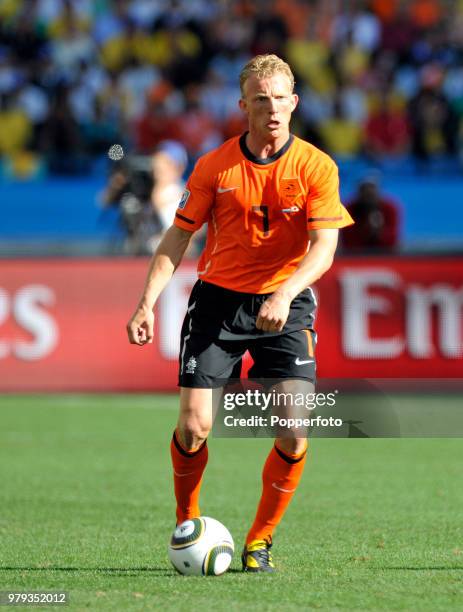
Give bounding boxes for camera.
[120,155,154,203]
[108,155,155,238]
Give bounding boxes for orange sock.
[246,442,307,544]
[170,430,208,525]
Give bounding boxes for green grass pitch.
[1,394,462,611]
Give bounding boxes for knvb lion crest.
[280,178,302,206]
[185,357,197,374]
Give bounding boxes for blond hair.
[239,54,295,96]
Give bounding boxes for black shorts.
[178,280,317,388]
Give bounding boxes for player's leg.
[171,387,213,525]
[172,280,246,524]
[243,324,316,571]
[244,429,308,556]
[241,437,308,573]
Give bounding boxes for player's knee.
[178,389,212,449]
[177,423,210,450]
[177,411,211,450]
[276,437,308,457]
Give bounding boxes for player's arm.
[127,155,214,346]
[256,229,338,332]
[278,228,339,297]
[257,156,354,332]
[127,225,193,345]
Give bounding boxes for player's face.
[239,72,298,142]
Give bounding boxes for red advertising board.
[0,257,462,391]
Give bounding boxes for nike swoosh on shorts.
[294,358,314,365]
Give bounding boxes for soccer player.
[127,54,354,572]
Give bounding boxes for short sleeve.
[307,158,354,230]
[173,157,214,232]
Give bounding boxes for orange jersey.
[174,133,354,293]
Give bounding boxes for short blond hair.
[239,54,295,96]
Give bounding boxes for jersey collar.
[239,132,294,165]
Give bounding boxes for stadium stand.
[0,0,462,253]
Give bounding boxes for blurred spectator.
[93,0,130,47]
[363,49,399,94]
[144,140,188,253]
[381,2,417,61]
[3,9,47,64]
[410,0,443,32]
[333,32,371,83]
[286,26,333,95]
[118,56,160,120]
[408,64,458,160]
[134,81,181,153]
[39,87,90,174]
[0,92,32,157]
[0,49,23,96]
[251,10,288,57]
[319,96,363,158]
[199,68,241,123]
[331,4,381,53]
[95,70,131,128]
[222,110,249,141]
[371,0,399,24]
[49,3,95,79]
[80,98,122,155]
[273,0,312,40]
[342,175,400,251]
[365,91,411,158]
[338,76,368,124]
[174,84,222,157]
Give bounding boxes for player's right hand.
[126,307,155,345]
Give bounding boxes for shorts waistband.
[197,280,271,299]
[198,280,313,301]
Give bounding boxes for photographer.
[101,140,188,255]
[341,174,401,252]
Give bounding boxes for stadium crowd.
[1,0,463,178]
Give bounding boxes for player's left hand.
[256,293,291,332]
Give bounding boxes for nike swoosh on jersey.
[294,357,314,365]
[217,186,238,193]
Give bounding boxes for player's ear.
[291,94,299,111]
[239,98,247,113]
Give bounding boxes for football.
[168,517,234,576]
